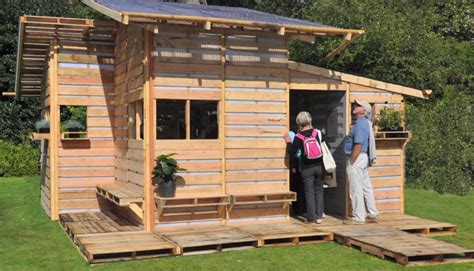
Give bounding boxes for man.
[344,100,378,225]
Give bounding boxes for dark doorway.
[289,90,347,217]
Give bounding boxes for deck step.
[159,225,257,256]
[76,231,176,263]
[334,233,474,266]
[236,219,333,247]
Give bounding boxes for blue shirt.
[344,117,370,155]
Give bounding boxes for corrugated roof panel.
[94,0,337,29]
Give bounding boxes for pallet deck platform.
[58,211,472,266]
[159,225,258,255]
[59,211,142,241]
[334,232,474,266]
[377,214,457,236]
[76,231,176,263]
[235,219,333,247]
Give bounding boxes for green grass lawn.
[1,176,473,271]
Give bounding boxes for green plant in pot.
[378,108,402,131]
[63,120,84,138]
[153,153,185,198]
[35,119,50,133]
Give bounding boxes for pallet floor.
[159,225,258,255]
[59,211,472,266]
[333,230,474,266]
[235,219,333,247]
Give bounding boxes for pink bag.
[296,129,322,159]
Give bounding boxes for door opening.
[289,90,347,216]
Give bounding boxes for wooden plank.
[225,149,285,159]
[225,114,286,125]
[226,171,287,182]
[225,103,286,113]
[225,139,286,149]
[155,149,222,159]
[155,140,221,150]
[178,161,222,172]
[374,189,402,200]
[226,159,286,170]
[225,91,286,102]
[58,86,114,96]
[369,167,402,177]
[57,75,114,85]
[225,126,285,137]
[58,168,115,177]
[58,96,115,106]
[58,157,114,167]
[371,177,402,188]
[57,53,114,64]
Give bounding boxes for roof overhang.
[82,0,364,39]
[289,62,431,99]
[15,16,116,96]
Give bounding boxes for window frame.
[156,99,220,141]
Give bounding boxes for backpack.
[296,129,323,159]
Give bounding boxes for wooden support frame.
[49,45,59,220]
[143,29,155,231]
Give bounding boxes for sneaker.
[297,215,308,223]
[304,220,317,225]
[367,216,379,223]
[343,219,365,225]
[316,219,323,224]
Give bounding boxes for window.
[60,105,87,139]
[128,100,144,140]
[191,101,218,139]
[156,100,186,139]
[156,100,219,140]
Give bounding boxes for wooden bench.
[228,192,296,212]
[155,195,229,218]
[96,183,143,206]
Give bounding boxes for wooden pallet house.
[16,0,432,233]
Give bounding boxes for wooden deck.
[59,212,472,266]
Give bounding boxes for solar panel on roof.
[94,0,338,29]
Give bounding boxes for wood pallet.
[236,219,333,247]
[76,231,176,263]
[335,233,474,266]
[159,225,257,255]
[59,211,141,241]
[228,192,296,212]
[377,214,457,236]
[96,184,143,206]
[155,195,229,220]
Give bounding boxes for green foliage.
[152,154,186,184]
[0,97,41,144]
[60,105,87,128]
[377,108,402,131]
[405,89,473,195]
[0,140,39,177]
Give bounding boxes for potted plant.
[35,119,50,133]
[153,153,185,198]
[63,120,84,138]
[378,108,402,131]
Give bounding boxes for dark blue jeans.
[301,165,324,222]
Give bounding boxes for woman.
[285,111,325,224]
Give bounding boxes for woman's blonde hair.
[296,111,312,128]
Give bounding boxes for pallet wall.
[54,39,116,214]
[349,83,405,214]
[114,24,146,200]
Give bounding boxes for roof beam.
[289,61,429,99]
[319,33,359,65]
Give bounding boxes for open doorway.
[289,90,347,216]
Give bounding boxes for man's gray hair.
[296,111,312,128]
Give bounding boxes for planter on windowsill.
[61,131,89,140]
[375,128,410,141]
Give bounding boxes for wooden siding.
[54,38,117,214]
[114,24,146,199]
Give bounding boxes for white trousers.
[347,153,378,222]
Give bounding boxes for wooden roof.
[15,16,116,96]
[82,0,364,38]
[289,62,431,99]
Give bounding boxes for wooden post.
[49,45,59,220]
[143,29,155,231]
[344,83,352,218]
